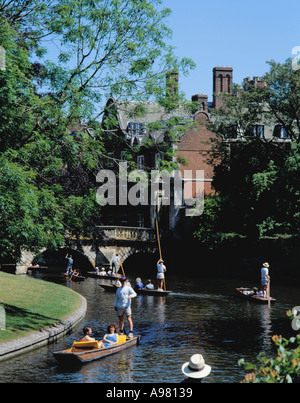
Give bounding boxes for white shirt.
[115,285,137,309]
[261,267,269,285]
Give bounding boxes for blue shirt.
[103,333,117,348]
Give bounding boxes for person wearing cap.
[261,262,270,297]
[114,277,137,338]
[181,354,211,383]
[156,259,166,291]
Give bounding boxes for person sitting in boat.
[99,267,106,276]
[80,326,96,342]
[103,323,119,348]
[249,287,259,296]
[134,277,144,290]
[72,269,79,277]
[145,279,154,290]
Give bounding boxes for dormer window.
[246,125,264,139]
[273,125,290,139]
[127,122,146,137]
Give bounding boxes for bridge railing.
[96,226,159,242]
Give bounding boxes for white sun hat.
[181,354,211,379]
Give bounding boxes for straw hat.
[263,262,269,268]
[181,354,211,379]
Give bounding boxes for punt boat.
[53,335,140,365]
[87,271,121,281]
[236,287,276,304]
[100,283,172,296]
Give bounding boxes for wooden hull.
[236,288,276,304]
[87,271,121,280]
[53,336,140,365]
[100,283,171,296]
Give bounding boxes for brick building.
[98,66,291,233]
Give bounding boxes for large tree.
[0,0,195,262]
[194,59,300,242]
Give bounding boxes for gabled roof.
[106,98,192,145]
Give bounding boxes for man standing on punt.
[114,277,137,338]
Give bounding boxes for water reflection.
[0,272,298,383]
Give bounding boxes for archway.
[32,248,95,273]
[122,251,158,280]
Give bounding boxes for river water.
[0,270,299,383]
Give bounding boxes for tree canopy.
[0,0,195,262]
[194,59,300,244]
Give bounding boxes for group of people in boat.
[79,324,121,348]
[241,262,271,298]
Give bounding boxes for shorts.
[157,273,164,279]
[116,306,132,317]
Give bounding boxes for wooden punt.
[99,283,172,296]
[87,271,121,280]
[236,287,276,304]
[53,336,140,365]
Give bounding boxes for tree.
[194,59,300,242]
[0,1,195,262]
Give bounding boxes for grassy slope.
[0,272,82,343]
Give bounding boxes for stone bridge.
[16,226,162,274]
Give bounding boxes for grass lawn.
[0,272,82,343]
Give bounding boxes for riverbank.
[0,272,87,362]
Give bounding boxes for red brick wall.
[177,112,222,195]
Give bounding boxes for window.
[155,152,164,168]
[127,122,146,137]
[137,155,145,170]
[246,125,264,139]
[137,214,145,228]
[273,125,290,139]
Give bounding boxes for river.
[0,269,299,383]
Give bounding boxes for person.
[99,267,106,276]
[103,323,119,348]
[181,354,211,383]
[79,326,96,342]
[134,277,144,290]
[145,279,154,290]
[65,253,73,274]
[114,277,137,338]
[156,259,166,291]
[112,254,120,275]
[261,262,270,297]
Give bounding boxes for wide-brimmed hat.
[263,262,269,268]
[181,354,211,379]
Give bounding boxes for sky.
[161,0,300,102]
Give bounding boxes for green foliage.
[0,1,195,262]
[197,59,300,243]
[239,333,300,383]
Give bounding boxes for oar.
[268,279,271,307]
[155,213,166,291]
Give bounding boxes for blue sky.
[161,0,300,102]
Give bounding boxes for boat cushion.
[118,335,127,344]
[73,340,101,349]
